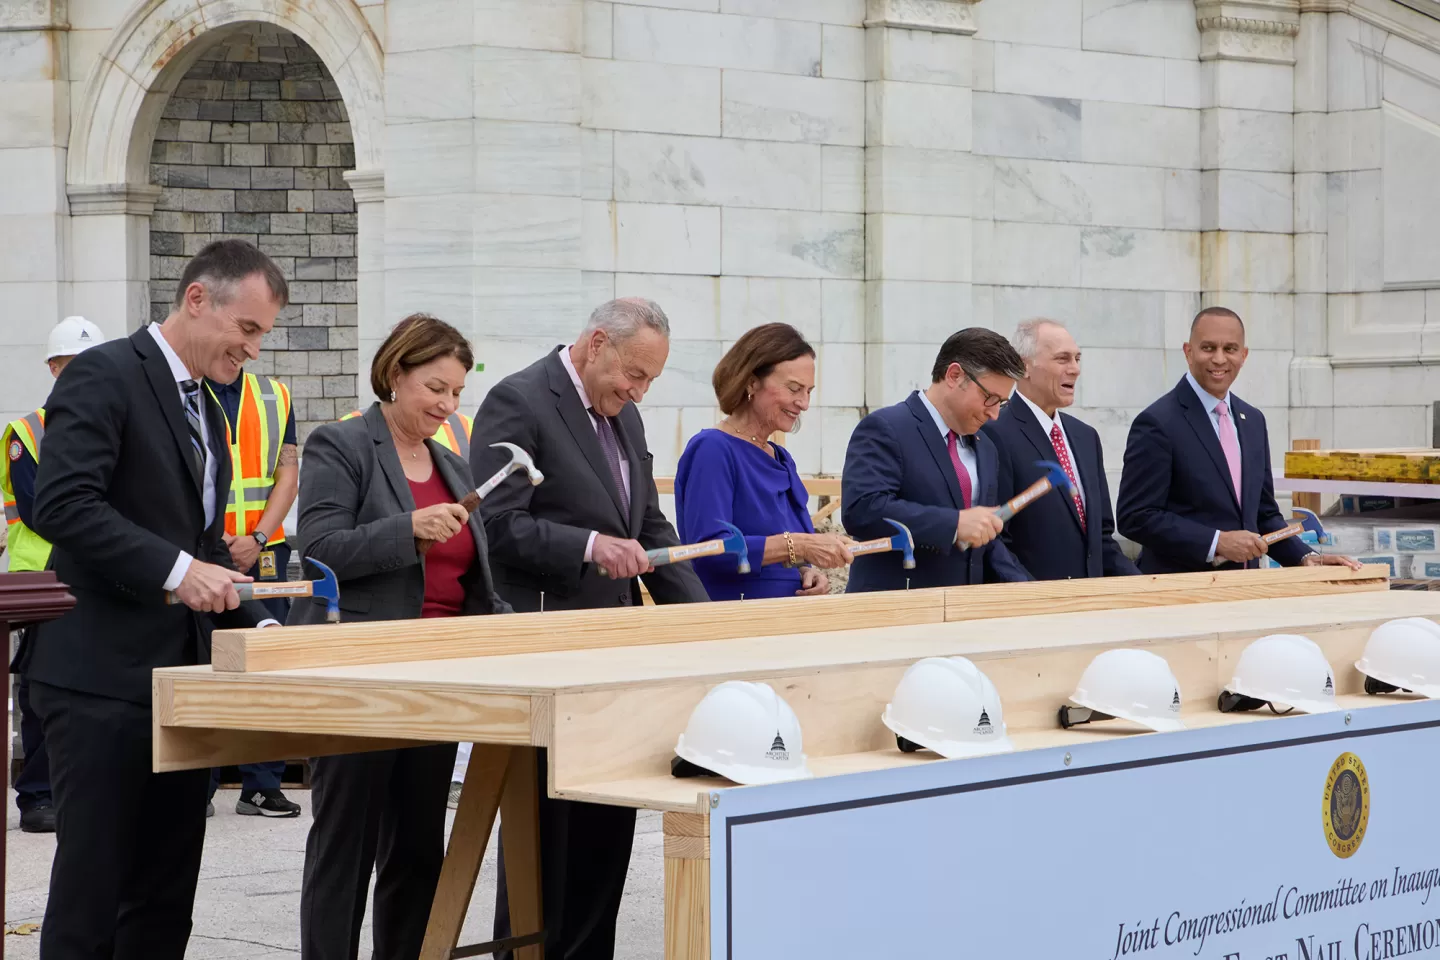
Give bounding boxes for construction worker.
[342,407,473,806]
[2,316,106,833]
[203,365,303,818]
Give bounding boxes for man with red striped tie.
[983,318,1139,580]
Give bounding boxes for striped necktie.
[179,379,207,476]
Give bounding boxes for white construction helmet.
[882,657,1014,759]
[672,681,812,785]
[1220,634,1338,715]
[45,316,105,360]
[1061,648,1185,733]
[1356,619,1440,698]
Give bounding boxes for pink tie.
[946,431,973,509]
[1216,400,1242,500]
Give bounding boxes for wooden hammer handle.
[848,538,893,557]
[416,490,484,556]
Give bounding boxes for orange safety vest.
[207,374,293,543]
[338,409,473,458]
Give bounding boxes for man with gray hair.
[982,318,1139,580]
[471,297,708,960]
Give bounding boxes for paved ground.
[4,791,666,959]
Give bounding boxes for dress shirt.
[558,346,631,562]
[1185,371,1236,564]
[149,327,279,627]
[917,390,978,546]
[1015,390,1088,514]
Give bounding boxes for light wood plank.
[664,857,710,960]
[662,813,710,860]
[151,722,424,774]
[499,747,544,960]
[419,745,511,960]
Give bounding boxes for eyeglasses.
[963,369,1008,410]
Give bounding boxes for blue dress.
[674,428,815,601]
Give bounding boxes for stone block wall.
[147,24,359,441]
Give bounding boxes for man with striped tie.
[24,239,286,960]
[983,318,1139,580]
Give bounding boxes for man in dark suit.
[1117,306,1360,574]
[983,319,1139,580]
[472,297,708,960]
[843,327,1032,592]
[26,239,286,959]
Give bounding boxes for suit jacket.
[1116,376,1309,574]
[287,404,511,625]
[25,327,266,705]
[843,392,1031,592]
[471,347,708,612]
[982,399,1139,580]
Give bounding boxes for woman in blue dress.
[675,323,854,601]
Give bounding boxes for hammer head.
[1034,459,1073,496]
[304,557,341,624]
[490,441,544,486]
[719,520,751,575]
[884,518,916,570]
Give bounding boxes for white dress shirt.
[1015,390,1088,515]
[1185,371,1237,564]
[558,346,631,562]
[917,389,978,516]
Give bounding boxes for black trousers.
[31,680,208,960]
[14,672,52,812]
[300,743,457,960]
[493,749,637,960]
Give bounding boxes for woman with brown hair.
[675,322,853,600]
[290,314,510,960]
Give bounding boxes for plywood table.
[153,566,1416,959]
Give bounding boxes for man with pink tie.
[1116,307,1360,573]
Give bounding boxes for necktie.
[1049,422,1086,531]
[1216,400,1242,501]
[179,379,207,478]
[591,410,630,518]
[946,431,973,510]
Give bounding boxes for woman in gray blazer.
[290,315,511,960]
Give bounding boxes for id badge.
[258,550,278,580]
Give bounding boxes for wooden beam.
[664,812,710,960]
[499,747,544,960]
[1290,438,1322,513]
[1284,447,1440,483]
[152,723,425,773]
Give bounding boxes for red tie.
[1050,422,1086,531]
[946,431,973,509]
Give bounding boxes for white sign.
[711,700,1440,960]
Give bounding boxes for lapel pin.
[1239,412,1247,420]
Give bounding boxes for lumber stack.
[1284,447,1440,483]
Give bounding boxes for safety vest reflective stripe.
[1,409,51,572]
[209,375,292,542]
[338,409,472,456]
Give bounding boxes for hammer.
[848,518,916,569]
[165,557,341,623]
[1210,522,1305,568]
[958,460,1073,550]
[417,442,544,555]
[598,521,751,578]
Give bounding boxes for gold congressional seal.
[1322,752,1369,859]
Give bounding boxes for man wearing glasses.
[843,328,1032,592]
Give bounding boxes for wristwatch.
[252,530,269,548]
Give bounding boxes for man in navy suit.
[844,328,1032,592]
[983,319,1139,580]
[1117,306,1359,573]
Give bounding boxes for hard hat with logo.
[1220,633,1338,715]
[45,316,105,361]
[1060,648,1185,733]
[1356,618,1440,699]
[882,657,1013,759]
[672,680,812,785]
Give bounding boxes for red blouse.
[408,470,476,619]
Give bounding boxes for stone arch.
[68,0,383,190]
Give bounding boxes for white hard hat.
[882,657,1013,759]
[673,681,812,785]
[1064,648,1185,733]
[1356,619,1440,698]
[45,316,105,361]
[1221,634,1337,715]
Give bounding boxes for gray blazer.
[288,404,511,625]
[471,347,708,612]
